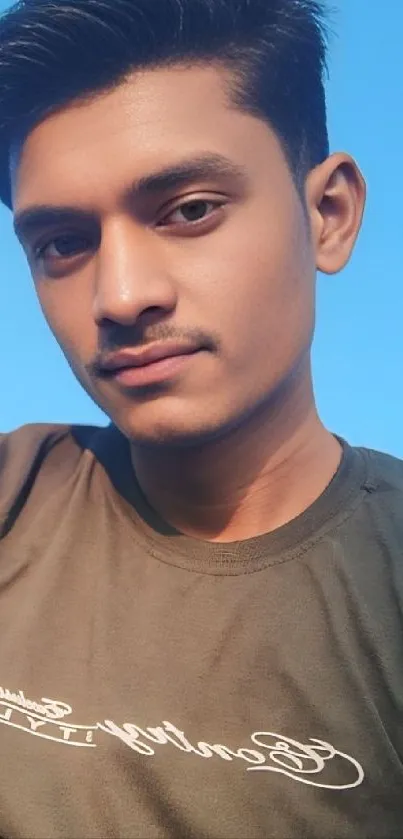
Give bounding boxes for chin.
[118,420,222,450]
[110,400,235,450]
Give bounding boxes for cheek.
[188,209,314,367]
[36,286,95,365]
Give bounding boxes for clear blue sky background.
[0,0,402,456]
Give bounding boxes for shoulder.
[0,421,95,477]
[0,422,72,464]
[351,443,403,545]
[356,445,403,495]
[0,422,108,536]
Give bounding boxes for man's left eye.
[161,199,222,225]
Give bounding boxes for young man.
[0,0,402,836]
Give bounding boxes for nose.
[92,217,177,326]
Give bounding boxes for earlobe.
[306,153,366,275]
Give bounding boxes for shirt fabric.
[0,422,402,839]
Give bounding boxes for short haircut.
[0,0,330,209]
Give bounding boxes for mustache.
[88,325,219,377]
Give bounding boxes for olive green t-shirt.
[0,422,402,839]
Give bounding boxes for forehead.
[10,63,279,211]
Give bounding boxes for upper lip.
[100,341,201,373]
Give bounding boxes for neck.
[130,368,342,543]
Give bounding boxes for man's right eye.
[34,233,91,261]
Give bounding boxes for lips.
[100,342,200,374]
[98,341,203,388]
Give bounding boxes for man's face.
[11,64,317,445]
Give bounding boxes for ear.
[305,153,366,274]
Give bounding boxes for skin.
[10,63,366,542]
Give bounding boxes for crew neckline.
[88,425,370,576]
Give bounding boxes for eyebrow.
[13,153,248,243]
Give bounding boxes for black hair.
[0,0,330,209]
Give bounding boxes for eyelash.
[33,197,227,262]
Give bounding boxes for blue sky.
[0,0,402,456]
